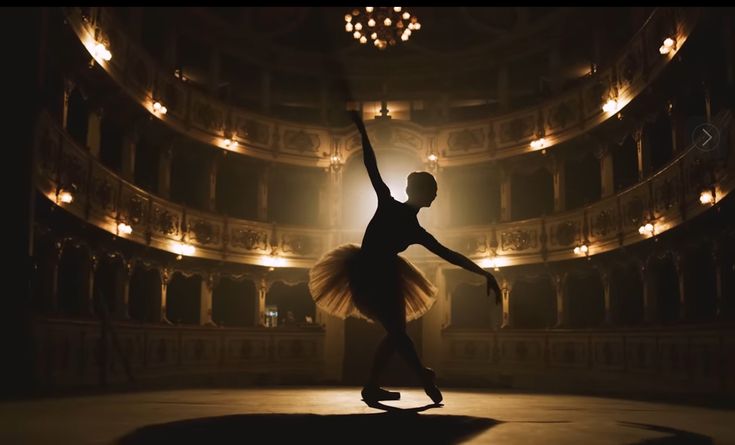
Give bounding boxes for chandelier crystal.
[345,7,421,50]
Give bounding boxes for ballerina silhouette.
[309,110,502,405]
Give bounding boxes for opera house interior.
[3,6,734,444]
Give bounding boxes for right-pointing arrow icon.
[703,129,712,146]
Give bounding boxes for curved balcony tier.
[63,7,700,168]
[34,109,734,269]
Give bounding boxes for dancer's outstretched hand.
[485,272,502,305]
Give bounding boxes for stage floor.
[1,388,732,444]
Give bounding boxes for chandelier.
[344,7,421,50]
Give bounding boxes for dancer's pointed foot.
[361,385,401,402]
[422,368,443,404]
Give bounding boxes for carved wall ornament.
[499,116,534,143]
[152,207,180,237]
[625,196,645,226]
[554,221,578,246]
[447,128,484,153]
[280,234,316,256]
[127,195,146,225]
[593,210,616,237]
[501,229,537,251]
[283,129,319,153]
[188,219,220,245]
[230,228,268,251]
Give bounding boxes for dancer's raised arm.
[349,111,390,200]
[419,230,502,303]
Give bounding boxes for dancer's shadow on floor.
[117,411,498,445]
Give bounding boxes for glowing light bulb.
[427,154,438,162]
[365,7,374,13]
[402,12,410,20]
[345,23,353,32]
[58,191,73,204]
[117,223,132,235]
[699,190,714,205]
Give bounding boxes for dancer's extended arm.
[420,231,502,303]
[349,111,390,200]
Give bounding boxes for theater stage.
[1,388,732,444]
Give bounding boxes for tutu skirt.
[308,243,437,323]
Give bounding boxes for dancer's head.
[406,171,437,208]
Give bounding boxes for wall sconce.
[573,243,589,257]
[57,190,74,204]
[638,222,655,236]
[117,222,133,235]
[602,98,620,114]
[659,37,676,55]
[479,255,504,271]
[330,153,342,172]
[699,189,715,205]
[152,100,168,115]
[171,241,196,260]
[530,137,547,150]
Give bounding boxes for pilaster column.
[674,252,687,322]
[49,241,63,314]
[256,164,270,221]
[553,272,568,328]
[640,262,658,324]
[552,155,566,212]
[256,275,267,326]
[120,125,139,181]
[207,153,220,212]
[158,142,173,199]
[500,277,513,329]
[499,167,512,222]
[86,108,103,157]
[597,145,615,197]
[87,255,98,317]
[160,268,172,324]
[633,127,647,180]
[118,259,133,320]
[200,274,216,326]
[600,266,613,326]
[421,264,445,372]
[62,79,74,130]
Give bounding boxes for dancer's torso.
[361,196,428,259]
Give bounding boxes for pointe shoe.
[422,368,443,404]
[361,385,401,402]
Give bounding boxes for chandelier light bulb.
[347,7,421,50]
[580,244,588,253]
[699,190,714,205]
[153,101,162,111]
[663,37,675,48]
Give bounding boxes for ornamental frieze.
[191,97,224,132]
[393,129,422,150]
[91,176,115,213]
[283,130,319,154]
[547,98,579,131]
[624,196,646,227]
[230,227,268,251]
[126,195,147,226]
[447,128,484,152]
[151,206,180,237]
[187,219,221,245]
[654,178,678,213]
[554,221,579,246]
[592,210,617,238]
[500,229,538,251]
[499,115,534,144]
[281,234,317,256]
[236,118,269,145]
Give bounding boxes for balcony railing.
[63,7,701,168]
[34,109,733,268]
